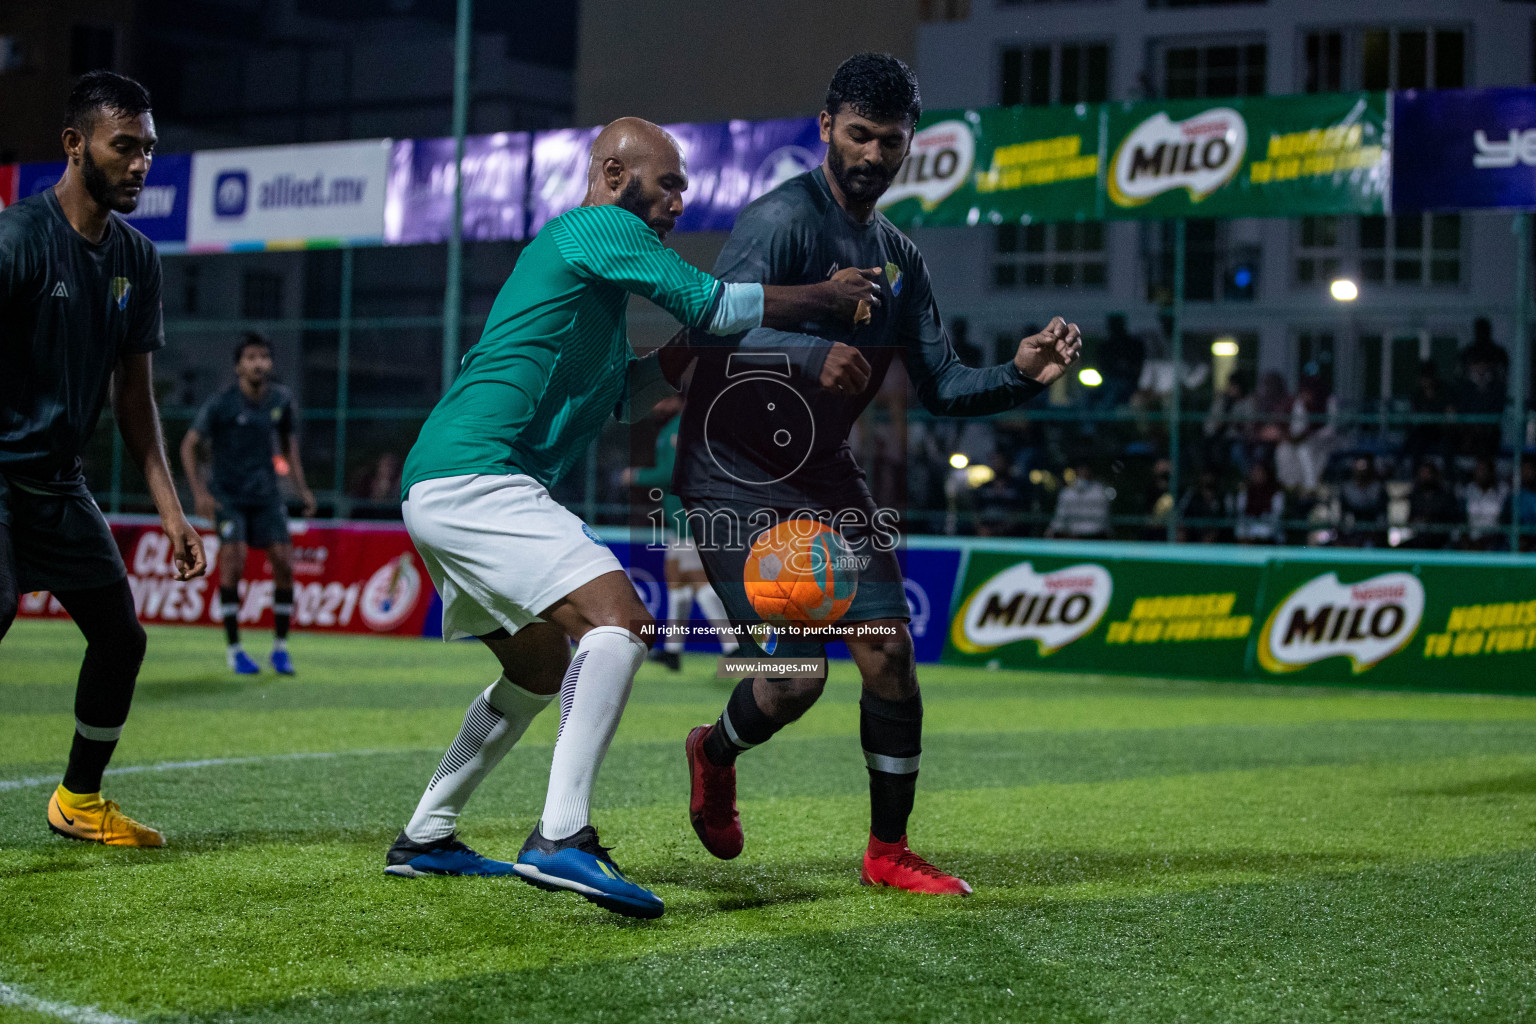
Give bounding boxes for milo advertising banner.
[1102,92,1390,219]
[944,546,1264,678]
[942,543,1536,693]
[876,104,1099,228]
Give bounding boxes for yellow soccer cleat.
[47,786,165,847]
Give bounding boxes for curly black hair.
[233,332,272,364]
[824,52,922,125]
[63,70,152,136]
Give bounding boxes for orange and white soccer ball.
[743,519,858,626]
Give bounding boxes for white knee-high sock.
[539,626,647,840]
[694,585,739,654]
[405,675,553,843]
[664,585,694,653]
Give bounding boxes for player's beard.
[826,143,894,205]
[81,145,139,214]
[613,176,670,238]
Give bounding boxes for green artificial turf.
[2,620,1535,1023]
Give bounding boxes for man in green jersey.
[384,117,876,918]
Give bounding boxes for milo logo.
[878,119,974,212]
[1109,107,1246,207]
[1258,571,1424,674]
[951,562,1112,656]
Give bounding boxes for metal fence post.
[333,246,354,517]
[1166,218,1186,544]
[440,0,472,396]
[1512,212,1530,554]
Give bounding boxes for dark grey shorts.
[213,497,290,549]
[0,474,126,593]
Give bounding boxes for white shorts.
[403,473,624,641]
[665,530,704,573]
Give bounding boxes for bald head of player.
[582,117,688,239]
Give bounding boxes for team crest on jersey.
[269,407,283,422]
[884,262,902,296]
[111,277,131,311]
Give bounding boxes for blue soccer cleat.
[383,830,518,878]
[514,825,664,919]
[270,649,296,676]
[228,648,260,675]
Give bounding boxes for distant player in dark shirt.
[679,54,1081,894]
[0,71,207,847]
[181,333,315,676]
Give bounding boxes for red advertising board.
[0,164,17,209]
[17,518,433,637]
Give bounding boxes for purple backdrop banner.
[528,117,823,235]
[385,133,530,244]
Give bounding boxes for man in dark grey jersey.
[0,71,207,847]
[678,54,1081,894]
[181,332,316,677]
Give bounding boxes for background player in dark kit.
[0,71,207,846]
[181,333,316,676]
[674,54,1081,893]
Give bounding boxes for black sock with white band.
[861,691,923,844]
[701,677,783,767]
[273,586,294,650]
[219,585,240,647]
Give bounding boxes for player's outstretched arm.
[760,267,883,329]
[115,352,207,580]
[178,428,217,524]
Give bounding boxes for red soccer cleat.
[686,725,743,860]
[860,834,973,895]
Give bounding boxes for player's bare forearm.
[115,352,208,579]
[761,267,881,328]
[283,435,318,516]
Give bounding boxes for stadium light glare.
[1330,278,1359,301]
[1211,338,1240,357]
[966,464,996,488]
[949,452,969,469]
[1078,368,1103,387]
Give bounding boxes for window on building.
[242,270,284,319]
[994,221,1108,290]
[1360,214,1462,287]
[1295,331,1336,392]
[1162,41,1266,98]
[1000,42,1110,106]
[1144,220,1256,303]
[70,24,116,75]
[1362,28,1465,89]
[1304,32,1344,93]
[1294,216,1344,286]
[919,0,970,21]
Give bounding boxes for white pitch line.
[0,980,137,1024]
[0,750,381,793]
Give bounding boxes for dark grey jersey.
[192,383,296,504]
[673,167,1042,509]
[0,189,164,490]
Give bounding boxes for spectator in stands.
[974,451,1024,537]
[1249,371,1292,462]
[1502,460,1536,552]
[1461,455,1509,550]
[353,452,402,510]
[1405,361,1452,471]
[1047,461,1112,539]
[1204,371,1254,473]
[1140,458,1172,540]
[1233,460,1285,544]
[1454,323,1507,462]
[1337,456,1388,547]
[1405,459,1460,549]
[1177,465,1230,544]
[1098,313,1144,410]
[1277,370,1337,496]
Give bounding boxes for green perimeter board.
[1102,92,1389,220]
[877,104,1100,229]
[942,548,1263,678]
[1251,556,1536,692]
